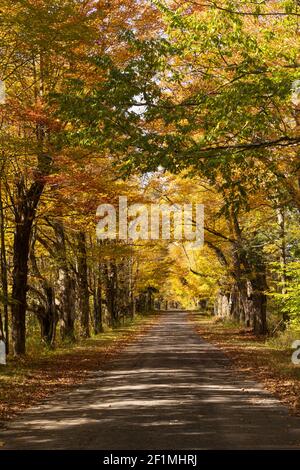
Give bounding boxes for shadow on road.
[2,311,300,449]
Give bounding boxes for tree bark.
[229,209,268,335]
[233,255,268,334]
[93,263,103,334]
[77,231,90,338]
[58,267,76,342]
[104,261,119,327]
[34,286,58,346]
[54,223,76,342]
[11,219,31,355]
[11,148,51,355]
[0,178,9,351]
[0,305,4,341]
[277,207,289,323]
[11,176,45,355]
[30,240,58,347]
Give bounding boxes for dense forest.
[0,0,299,358]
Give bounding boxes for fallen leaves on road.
[190,313,300,416]
[0,314,160,422]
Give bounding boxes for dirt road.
[2,311,300,449]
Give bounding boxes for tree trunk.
[0,305,4,341]
[11,158,51,355]
[37,286,58,346]
[54,223,76,342]
[277,207,289,323]
[93,256,104,335]
[0,180,9,352]
[228,284,243,322]
[230,210,268,335]
[251,269,268,335]
[215,290,230,318]
[235,274,268,335]
[59,268,76,342]
[93,277,103,334]
[30,242,58,347]
[104,261,119,327]
[9,51,52,355]
[77,231,90,338]
[11,216,34,355]
[128,257,135,319]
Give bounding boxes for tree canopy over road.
[0,0,299,365]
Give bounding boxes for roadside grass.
[0,312,159,422]
[190,312,300,415]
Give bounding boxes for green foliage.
[267,328,300,351]
[271,261,300,328]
